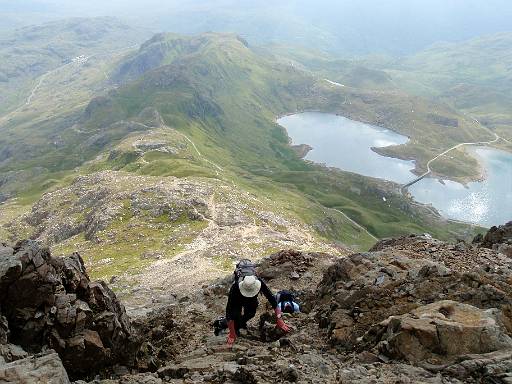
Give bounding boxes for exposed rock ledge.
[0,240,140,378]
[1,224,512,383]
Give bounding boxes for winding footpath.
[1,44,140,127]
[330,208,378,241]
[179,133,224,174]
[25,61,76,105]
[0,61,74,127]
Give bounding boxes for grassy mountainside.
[0,32,482,283]
[69,33,477,237]
[380,33,512,145]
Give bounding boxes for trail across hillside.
[179,132,224,174]
[0,62,74,126]
[330,207,378,241]
[0,44,140,127]
[25,62,75,105]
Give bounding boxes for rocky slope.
[4,168,346,314]
[1,223,512,383]
[0,240,140,380]
[473,221,512,257]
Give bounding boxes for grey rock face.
[316,250,512,348]
[474,221,512,257]
[0,240,140,377]
[0,351,70,384]
[313,235,512,383]
[375,300,512,363]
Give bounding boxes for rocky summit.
[1,223,512,383]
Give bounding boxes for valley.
[0,20,506,290]
[0,5,512,384]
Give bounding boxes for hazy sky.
[2,0,512,54]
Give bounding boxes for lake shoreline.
[277,111,415,184]
[278,110,495,187]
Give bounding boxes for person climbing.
[216,259,291,346]
[276,290,300,314]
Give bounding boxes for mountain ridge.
[0,30,485,288]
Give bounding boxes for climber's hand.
[276,318,290,333]
[226,332,236,346]
[226,320,237,346]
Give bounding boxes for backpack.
[234,259,256,281]
[276,290,295,303]
[276,290,296,312]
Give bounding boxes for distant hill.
[380,33,512,141]
[402,33,512,88]
[0,17,150,113]
[2,0,512,55]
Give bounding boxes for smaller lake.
[279,112,512,227]
[278,112,415,184]
[410,147,512,227]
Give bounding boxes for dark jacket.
[225,278,277,320]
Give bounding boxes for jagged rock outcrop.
[316,247,512,349]
[474,221,512,257]
[127,241,512,383]
[0,240,140,377]
[314,234,512,383]
[369,232,511,272]
[3,228,512,383]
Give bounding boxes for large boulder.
[0,240,140,377]
[312,235,512,383]
[374,300,512,363]
[315,236,512,351]
[0,351,70,384]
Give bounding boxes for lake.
[278,112,415,184]
[278,112,512,227]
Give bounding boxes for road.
[402,128,506,191]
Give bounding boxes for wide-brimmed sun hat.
[238,275,261,297]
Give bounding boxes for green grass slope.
[75,33,477,239]
[1,32,481,265]
[381,33,512,144]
